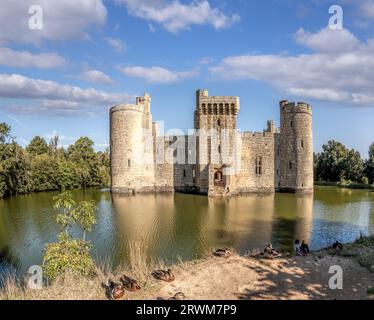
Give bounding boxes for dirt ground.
[156,253,374,300]
[1,251,373,300]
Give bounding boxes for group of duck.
[104,248,232,300]
[105,269,177,300]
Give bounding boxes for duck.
[106,279,125,300]
[168,292,186,300]
[213,248,232,258]
[120,274,141,292]
[152,269,175,282]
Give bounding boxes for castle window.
[219,104,224,114]
[289,161,292,169]
[277,149,280,156]
[290,121,293,127]
[277,169,279,175]
[301,140,304,148]
[218,145,221,154]
[255,156,263,175]
[217,119,221,126]
[183,169,186,177]
[231,104,235,114]
[214,171,223,181]
[128,159,131,167]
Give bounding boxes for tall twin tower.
[110,90,313,197]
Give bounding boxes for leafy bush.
[43,233,95,281]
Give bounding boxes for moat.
[1,186,374,276]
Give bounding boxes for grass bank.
[1,237,373,300]
[315,181,374,190]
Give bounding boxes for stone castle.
[110,89,313,196]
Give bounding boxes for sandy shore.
[157,253,374,300]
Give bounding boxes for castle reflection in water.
[111,192,314,263]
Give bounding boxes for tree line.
[314,140,374,185]
[0,122,109,199]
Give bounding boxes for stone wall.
[110,90,314,196]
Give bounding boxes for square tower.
[194,89,240,195]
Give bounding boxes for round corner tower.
[110,94,155,194]
[279,101,313,194]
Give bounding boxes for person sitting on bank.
[263,243,280,259]
[294,239,304,256]
[301,240,310,255]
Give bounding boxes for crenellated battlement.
[196,89,240,115]
[280,100,312,115]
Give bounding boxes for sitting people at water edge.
[301,240,310,255]
[294,239,304,256]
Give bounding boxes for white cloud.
[118,65,198,84]
[104,37,126,52]
[295,28,360,53]
[210,27,374,106]
[79,69,114,84]
[116,0,239,33]
[0,47,66,68]
[0,0,107,45]
[0,73,133,115]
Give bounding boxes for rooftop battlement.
[280,100,312,115]
[196,89,240,115]
[111,93,151,114]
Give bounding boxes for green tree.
[0,124,31,197]
[0,123,11,144]
[67,137,102,187]
[43,192,97,280]
[365,143,374,184]
[315,140,365,183]
[26,136,49,156]
[30,154,60,192]
[72,201,96,241]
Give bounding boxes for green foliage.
[43,233,95,281]
[43,192,98,281]
[0,123,110,199]
[26,136,49,156]
[0,123,11,144]
[365,143,374,184]
[315,140,365,183]
[72,201,97,240]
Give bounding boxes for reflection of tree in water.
[369,197,374,235]
[315,186,370,207]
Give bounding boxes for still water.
[1,186,374,275]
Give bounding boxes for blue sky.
[0,0,373,157]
